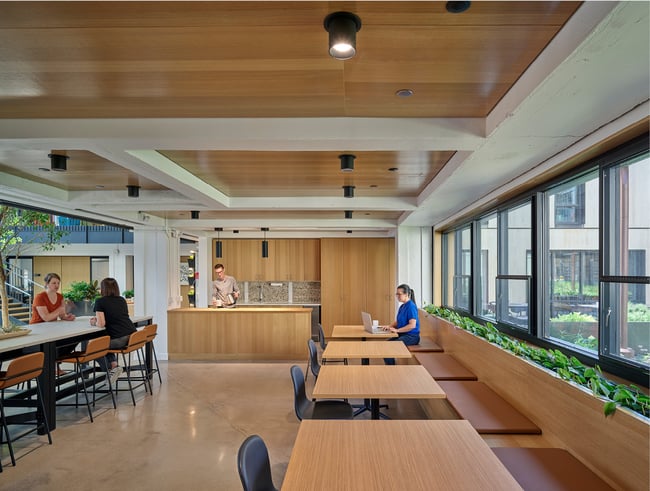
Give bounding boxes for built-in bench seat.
[492,447,614,490]
[438,380,541,434]
[414,352,477,380]
[406,336,443,352]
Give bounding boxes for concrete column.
[133,228,181,359]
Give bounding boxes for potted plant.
[122,289,134,303]
[63,280,100,316]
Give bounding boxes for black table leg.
[39,341,57,432]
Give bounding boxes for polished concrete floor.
[1,359,427,490]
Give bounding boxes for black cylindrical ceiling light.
[339,154,356,172]
[49,153,68,172]
[323,12,362,60]
[215,227,223,258]
[191,210,200,219]
[261,227,269,258]
[344,210,353,219]
[446,1,471,14]
[126,185,140,198]
[343,185,355,198]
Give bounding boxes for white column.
[396,226,433,307]
[109,247,127,293]
[196,236,210,308]
[133,228,181,360]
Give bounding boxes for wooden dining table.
[330,324,397,340]
[313,364,445,419]
[282,419,523,490]
[322,340,411,362]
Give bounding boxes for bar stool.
[57,335,116,422]
[0,352,52,472]
[142,324,162,385]
[108,329,151,405]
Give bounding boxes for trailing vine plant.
[423,305,649,418]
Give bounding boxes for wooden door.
[366,239,396,326]
[320,238,343,337]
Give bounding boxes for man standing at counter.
[212,263,240,307]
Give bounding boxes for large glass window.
[478,214,497,320]
[545,171,600,353]
[602,152,650,367]
[497,202,532,329]
[454,226,471,311]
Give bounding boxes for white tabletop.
[0,315,153,354]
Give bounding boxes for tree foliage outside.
[0,205,67,331]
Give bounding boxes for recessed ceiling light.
[446,1,471,14]
[395,88,414,98]
[369,184,378,188]
[38,167,50,172]
[388,167,399,172]
[95,185,104,189]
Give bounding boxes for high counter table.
[0,315,152,430]
[167,307,311,360]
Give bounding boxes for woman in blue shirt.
[383,284,420,365]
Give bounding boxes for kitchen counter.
[167,307,312,360]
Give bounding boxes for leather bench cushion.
[438,381,541,434]
[414,353,477,380]
[406,336,443,352]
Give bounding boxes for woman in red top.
[30,272,76,323]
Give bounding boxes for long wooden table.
[282,419,523,490]
[0,315,152,430]
[313,365,445,419]
[330,324,397,340]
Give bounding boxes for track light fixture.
[215,227,223,258]
[261,227,269,258]
[339,154,356,172]
[126,185,140,198]
[324,11,362,60]
[191,210,200,219]
[343,185,355,198]
[344,210,353,219]
[49,153,68,172]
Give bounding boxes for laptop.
[361,311,383,334]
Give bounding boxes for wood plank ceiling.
[0,1,582,228]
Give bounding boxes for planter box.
[419,309,649,491]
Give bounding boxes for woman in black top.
[90,277,136,382]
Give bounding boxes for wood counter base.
[167,307,311,361]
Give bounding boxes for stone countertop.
[170,307,312,313]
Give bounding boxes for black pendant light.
[261,227,269,258]
[215,227,223,258]
[339,154,356,172]
[49,153,68,172]
[126,185,140,198]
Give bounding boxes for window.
[602,152,650,368]
[497,202,532,330]
[453,226,471,311]
[554,184,585,227]
[478,214,497,320]
[545,171,600,352]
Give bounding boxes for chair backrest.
[237,435,277,491]
[307,339,320,379]
[318,324,326,351]
[290,365,312,421]
[111,328,148,354]
[0,352,44,390]
[143,323,158,341]
[78,335,111,362]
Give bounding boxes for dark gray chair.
[290,365,353,421]
[307,338,321,379]
[237,434,277,491]
[318,324,346,365]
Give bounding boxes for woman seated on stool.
[90,277,136,385]
[382,284,420,365]
[30,272,76,375]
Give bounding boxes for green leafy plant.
[0,205,68,331]
[628,302,650,322]
[122,289,134,299]
[63,280,100,302]
[424,305,649,418]
[551,312,597,323]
